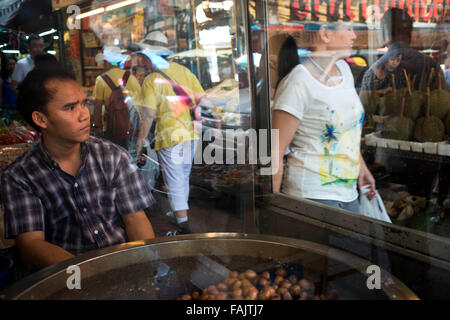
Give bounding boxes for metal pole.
[241,0,257,233]
[54,9,66,66]
[190,0,201,82]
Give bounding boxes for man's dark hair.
[17,66,76,132]
[276,35,299,90]
[27,34,42,44]
[381,8,413,46]
[34,53,58,70]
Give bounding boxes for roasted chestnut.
[258,278,270,287]
[274,275,284,285]
[261,271,271,280]
[217,282,227,291]
[225,278,237,288]
[280,280,292,289]
[288,274,298,284]
[231,280,242,290]
[200,292,210,300]
[290,284,301,297]
[206,285,218,295]
[277,287,289,296]
[191,291,200,300]
[241,279,253,289]
[275,267,287,277]
[245,286,258,300]
[244,269,257,280]
[281,291,293,300]
[298,279,314,291]
[258,286,274,300]
[216,292,228,300]
[232,288,243,299]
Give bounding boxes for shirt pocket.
[95,186,117,214]
[94,186,122,227]
[45,201,71,240]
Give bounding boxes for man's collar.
[38,138,89,169]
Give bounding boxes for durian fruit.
[379,74,399,115]
[414,87,445,142]
[430,72,450,119]
[405,91,425,119]
[360,90,379,115]
[445,112,450,135]
[396,87,408,100]
[383,91,414,140]
[403,70,423,120]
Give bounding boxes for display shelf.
[363,144,450,164]
[364,132,450,159]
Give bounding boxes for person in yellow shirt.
[136,31,207,235]
[93,46,142,149]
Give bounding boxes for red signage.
[291,0,448,22]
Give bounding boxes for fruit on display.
[396,87,408,101]
[177,267,339,300]
[403,71,423,120]
[360,90,379,115]
[0,143,33,174]
[384,191,427,221]
[383,93,414,140]
[405,91,424,120]
[379,75,399,115]
[430,72,450,119]
[445,112,450,135]
[414,88,445,142]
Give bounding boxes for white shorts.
[157,140,198,212]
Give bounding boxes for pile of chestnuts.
[178,267,339,300]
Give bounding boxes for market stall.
[0,0,448,301]
[0,234,418,300]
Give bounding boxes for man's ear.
[31,111,48,130]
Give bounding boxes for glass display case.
[1,234,418,300]
[0,0,449,300]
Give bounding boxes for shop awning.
[0,27,28,53]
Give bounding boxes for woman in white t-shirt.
[272,23,376,213]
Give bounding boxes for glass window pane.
[261,0,449,238]
[0,1,255,260]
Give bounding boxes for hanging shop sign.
[52,0,84,11]
[289,0,447,23]
[0,0,25,26]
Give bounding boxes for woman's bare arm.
[271,110,301,193]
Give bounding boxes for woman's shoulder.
[283,64,309,82]
[336,59,352,72]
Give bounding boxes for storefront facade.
[0,0,449,299]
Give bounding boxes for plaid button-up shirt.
[1,137,155,256]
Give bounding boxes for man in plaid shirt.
[1,66,156,269]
